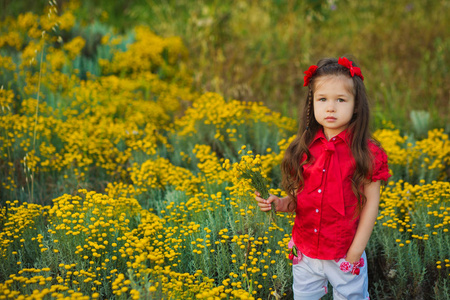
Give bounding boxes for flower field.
[1,4,450,300]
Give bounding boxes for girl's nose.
[326,103,336,112]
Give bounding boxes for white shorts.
[292,251,370,300]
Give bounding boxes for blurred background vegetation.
[2,0,449,132]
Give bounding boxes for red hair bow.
[338,57,364,81]
[303,65,318,86]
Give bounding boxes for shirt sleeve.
[369,141,391,182]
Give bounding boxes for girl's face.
[313,75,355,140]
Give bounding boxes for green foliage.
[410,110,431,139]
[96,0,449,131]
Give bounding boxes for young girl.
[255,57,390,300]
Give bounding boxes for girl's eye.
[319,98,326,102]
[337,98,345,102]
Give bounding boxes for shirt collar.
[312,128,351,144]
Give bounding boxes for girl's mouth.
[325,117,337,121]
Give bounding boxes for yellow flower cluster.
[414,129,450,173]
[174,92,296,141]
[0,200,47,258]
[130,157,201,196]
[375,180,450,278]
[0,6,76,57]
[63,36,86,60]
[0,188,264,299]
[193,144,231,185]
[99,26,190,82]
[0,56,15,73]
[374,128,449,181]
[378,180,450,240]
[373,129,408,166]
[0,5,199,199]
[0,88,14,112]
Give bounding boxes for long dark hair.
[281,57,375,215]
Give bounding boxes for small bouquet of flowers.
[224,146,277,224]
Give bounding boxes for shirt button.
[318,189,322,193]
[323,169,326,172]
[332,137,336,141]
[316,209,319,213]
[314,229,318,233]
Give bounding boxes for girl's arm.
[345,180,381,263]
[254,191,296,213]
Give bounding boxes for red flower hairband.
[303,65,318,86]
[303,57,364,87]
[338,57,364,81]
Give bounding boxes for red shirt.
[292,129,390,260]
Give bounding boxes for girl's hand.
[254,191,278,212]
[345,250,362,264]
